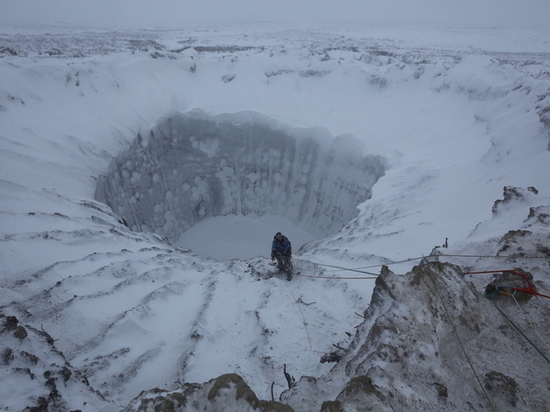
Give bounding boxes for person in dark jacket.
[271,232,292,278]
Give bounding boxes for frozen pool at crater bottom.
[173,214,318,260]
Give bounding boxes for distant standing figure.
[271,232,292,279]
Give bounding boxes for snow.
[0,21,550,411]
[175,214,317,260]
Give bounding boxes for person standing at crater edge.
[271,232,293,280]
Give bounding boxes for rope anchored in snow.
[440,253,549,259]
[287,253,550,281]
[292,257,380,277]
[263,256,381,279]
[294,272,379,280]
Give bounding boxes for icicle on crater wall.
[95,110,387,243]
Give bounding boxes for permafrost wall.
[96,111,387,243]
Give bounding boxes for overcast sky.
[0,0,549,29]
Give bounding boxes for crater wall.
[95,111,387,243]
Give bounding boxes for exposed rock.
[535,93,550,134]
[496,212,550,260]
[280,262,549,411]
[0,46,18,56]
[320,351,342,364]
[2,315,19,332]
[334,375,387,411]
[25,396,48,412]
[496,230,533,255]
[492,186,534,216]
[320,400,344,412]
[20,351,39,365]
[60,366,72,383]
[13,325,28,341]
[124,373,294,412]
[525,205,550,227]
[433,382,448,398]
[0,312,109,411]
[484,371,521,408]
[1,347,14,365]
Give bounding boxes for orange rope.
[466,270,550,299]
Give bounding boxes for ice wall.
[96,111,387,242]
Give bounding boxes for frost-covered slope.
[1,24,550,411]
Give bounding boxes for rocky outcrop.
[124,373,294,412]
[280,262,550,411]
[492,186,540,216]
[0,313,108,411]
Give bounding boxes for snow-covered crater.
[96,110,387,245]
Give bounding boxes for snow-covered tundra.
[1,24,550,411]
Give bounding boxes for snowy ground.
[175,214,317,260]
[1,22,550,411]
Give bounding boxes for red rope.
[514,290,550,299]
[466,270,550,299]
